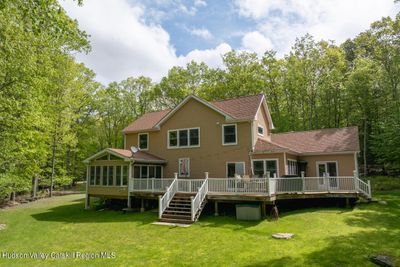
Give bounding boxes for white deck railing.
[130,178,174,192]
[130,176,371,199]
[178,179,204,193]
[159,178,178,219]
[208,178,268,194]
[191,178,208,221]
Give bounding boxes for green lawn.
[0,192,399,267]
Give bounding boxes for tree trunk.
[50,134,57,197]
[363,118,367,177]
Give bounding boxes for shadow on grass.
[31,198,155,225]
[247,192,400,266]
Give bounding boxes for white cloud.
[178,43,232,69]
[189,28,213,39]
[61,0,229,83]
[236,0,400,55]
[241,31,273,55]
[194,0,207,7]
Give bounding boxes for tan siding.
[126,98,252,178]
[253,104,271,143]
[300,154,356,177]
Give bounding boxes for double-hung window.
[168,128,200,148]
[138,133,148,150]
[252,159,278,178]
[223,124,237,145]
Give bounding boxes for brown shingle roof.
[269,126,359,154]
[254,139,295,153]
[123,94,265,133]
[123,109,170,133]
[109,148,166,162]
[211,94,264,120]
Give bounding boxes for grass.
[0,181,400,266]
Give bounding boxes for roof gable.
[154,95,233,128]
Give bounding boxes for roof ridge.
[273,126,358,136]
[210,93,264,103]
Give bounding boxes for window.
[133,165,162,178]
[252,159,278,177]
[189,128,199,146]
[138,133,148,150]
[168,128,200,148]
[90,166,95,185]
[116,166,122,186]
[223,124,237,145]
[95,166,101,185]
[179,130,188,146]
[179,158,190,177]
[287,160,298,175]
[102,166,108,185]
[108,166,114,186]
[257,125,264,136]
[226,162,245,177]
[169,131,178,147]
[317,161,338,177]
[122,166,128,185]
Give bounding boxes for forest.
[0,0,399,199]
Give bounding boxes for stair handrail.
[159,176,178,219]
[356,176,372,199]
[191,178,208,221]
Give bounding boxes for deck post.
[214,201,219,216]
[301,171,305,193]
[367,180,372,199]
[261,201,266,218]
[127,162,132,208]
[140,198,145,212]
[326,173,330,192]
[353,170,358,192]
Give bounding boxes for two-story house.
[83,94,371,223]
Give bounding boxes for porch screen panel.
[253,161,264,177]
[122,166,128,185]
[90,166,95,185]
[149,166,155,178]
[102,166,108,186]
[141,166,148,178]
[134,166,140,178]
[155,166,162,178]
[95,166,101,185]
[108,166,114,186]
[116,166,122,186]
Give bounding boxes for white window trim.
[138,133,149,151]
[315,161,339,177]
[287,159,298,175]
[178,158,190,177]
[251,158,280,177]
[222,123,237,146]
[226,162,246,177]
[167,127,200,149]
[257,124,264,136]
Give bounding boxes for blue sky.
[61,0,400,84]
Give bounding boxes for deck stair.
[159,193,195,224]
